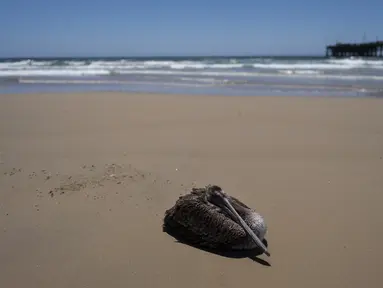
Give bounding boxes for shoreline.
[1,90,382,99]
[0,85,381,98]
[2,56,383,98]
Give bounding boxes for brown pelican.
[163,184,270,257]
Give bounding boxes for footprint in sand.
[3,168,22,176]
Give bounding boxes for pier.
[326,41,383,58]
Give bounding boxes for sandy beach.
[1,92,382,288]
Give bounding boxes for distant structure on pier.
[326,41,383,58]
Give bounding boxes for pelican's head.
[204,185,227,203]
[204,184,270,257]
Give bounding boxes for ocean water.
[1,56,383,97]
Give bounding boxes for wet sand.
[1,92,383,288]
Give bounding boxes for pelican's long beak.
[222,196,270,257]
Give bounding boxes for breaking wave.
[1,57,383,79]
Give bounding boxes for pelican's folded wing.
[164,195,246,249]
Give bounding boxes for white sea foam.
[0,69,111,77]
[1,58,383,80]
[279,70,322,75]
[2,69,382,81]
[16,78,379,95]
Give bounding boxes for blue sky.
[1,0,382,57]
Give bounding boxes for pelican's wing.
[164,194,246,248]
[229,195,251,209]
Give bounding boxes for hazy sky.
[1,0,382,57]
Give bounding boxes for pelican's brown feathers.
[163,185,269,253]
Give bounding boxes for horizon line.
[0,53,326,60]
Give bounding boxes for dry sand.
[1,92,383,288]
